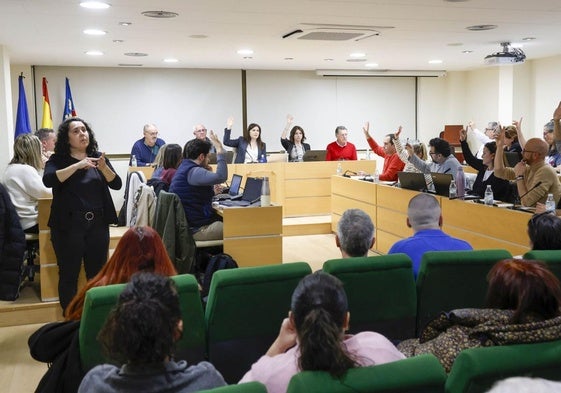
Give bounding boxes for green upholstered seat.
[522,250,561,282]
[79,274,206,371]
[445,340,561,393]
[197,382,267,393]
[205,262,312,384]
[416,249,512,336]
[286,354,447,393]
[323,254,417,340]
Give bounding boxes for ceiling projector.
[484,42,526,65]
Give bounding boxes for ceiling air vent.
[283,23,392,42]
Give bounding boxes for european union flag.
[63,77,77,120]
[15,74,31,138]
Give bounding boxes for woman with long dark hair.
[280,114,310,162]
[239,272,404,393]
[43,117,122,312]
[223,117,267,163]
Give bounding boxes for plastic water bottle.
[545,193,556,213]
[260,177,271,206]
[449,179,457,199]
[484,185,494,206]
[336,162,343,175]
[366,148,371,160]
[373,170,380,183]
[456,166,465,198]
[131,155,137,167]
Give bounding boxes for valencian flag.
[15,74,31,138]
[41,77,53,129]
[63,77,77,120]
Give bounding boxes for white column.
[0,46,12,176]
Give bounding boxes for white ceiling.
[1,0,561,72]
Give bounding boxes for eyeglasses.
[195,128,207,133]
[522,149,536,154]
[429,152,439,156]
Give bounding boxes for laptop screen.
[303,150,327,162]
[242,177,263,203]
[398,171,427,192]
[229,174,242,196]
[431,173,453,197]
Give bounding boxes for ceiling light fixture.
[85,50,104,56]
[113,39,124,43]
[429,59,443,64]
[466,24,497,31]
[462,50,473,54]
[164,58,178,63]
[349,52,366,58]
[119,22,132,27]
[124,52,148,57]
[80,1,111,9]
[83,29,107,36]
[365,63,379,68]
[237,49,253,55]
[522,37,536,41]
[141,10,179,18]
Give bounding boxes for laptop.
[303,150,327,162]
[214,174,243,200]
[398,172,427,192]
[219,177,263,207]
[431,173,453,197]
[504,151,522,167]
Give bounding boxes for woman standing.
[43,117,122,312]
[223,117,267,163]
[280,114,310,162]
[4,134,52,233]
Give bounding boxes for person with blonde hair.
[3,133,52,233]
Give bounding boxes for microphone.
[511,181,542,210]
[343,170,357,178]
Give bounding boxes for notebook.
[431,172,453,197]
[398,172,427,192]
[214,174,243,200]
[303,150,327,162]
[219,177,263,207]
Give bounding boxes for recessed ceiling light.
[522,37,536,41]
[347,58,367,63]
[118,64,143,67]
[80,1,111,9]
[284,57,294,61]
[243,56,253,60]
[324,58,334,62]
[124,52,148,57]
[119,22,132,27]
[429,59,443,64]
[189,34,208,39]
[113,39,124,43]
[466,24,497,31]
[83,29,107,36]
[237,49,253,55]
[164,58,178,63]
[85,50,104,56]
[141,10,179,18]
[447,43,463,47]
[349,52,366,58]
[462,50,473,54]
[365,63,379,68]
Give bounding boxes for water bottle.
[373,170,380,183]
[449,179,457,199]
[484,185,494,206]
[336,162,343,175]
[545,193,556,213]
[366,148,371,160]
[260,177,271,206]
[456,166,465,198]
[131,155,137,167]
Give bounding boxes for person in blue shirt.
[388,193,472,277]
[130,123,166,166]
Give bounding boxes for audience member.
[130,123,166,166]
[280,114,310,162]
[194,124,216,153]
[394,126,428,173]
[362,122,404,181]
[470,121,498,159]
[406,137,462,180]
[502,125,522,154]
[78,272,226,393]
[388,193,472,277]
[527,212,561,250]
[543,120,561,170]
[494,130,561,207]
[150,143,168,179]
[43,117,122,312]
[239,272,404,393]
[35,127,56,163]
[326,126,357,161]
[335,209,375,258]
[170,131,227,241]
[223,117,267,163]
[3,134,52,233]
[160,143,183,186]
[459,128,513,201]
[398,259,561,372]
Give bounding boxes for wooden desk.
[129,165,154,179]
[331,177,531,256]
[216,204,283,267]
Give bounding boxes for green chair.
[445,340,561,393]
[205,262,312,384]
[286,354,446,393]
[416,249,512,336]
[79,274,206,371]
[323,254,417,340]
[522,250,561,282]
[197,382,267,393]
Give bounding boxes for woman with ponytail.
[239,272,404,393]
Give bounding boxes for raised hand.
[395,126,402,138]
[286,114,294,124]
[362,121,370,137]
[512,117,523,129]
[459,127,467,142]
[554,102,561,121]
[226,116,234,129]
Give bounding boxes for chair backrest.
[522,250,561,282]
[79,274,206,371]
[287,354,447,393]
[445,340,561,393]
[323,254,417,340]
[205,262,312,383]
[197,382,268,393]
[416,249,512,336]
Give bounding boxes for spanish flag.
[41,77,53,129]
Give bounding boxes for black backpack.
[201,253,238,299]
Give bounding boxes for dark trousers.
[50,215,109,313]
